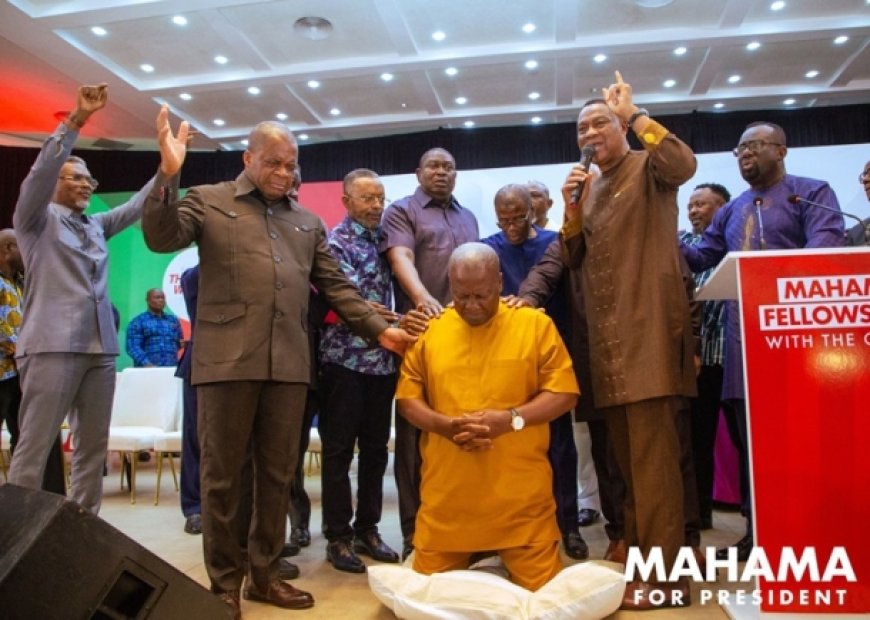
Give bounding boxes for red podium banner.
[708,248,870,615]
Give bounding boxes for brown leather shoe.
[620,579,691,610]
[215,589,242,620]
[603,539,627,564]
[243,579,314,610]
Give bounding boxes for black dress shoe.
[280,541,300,557]
[716,534,753,561]
[183,513,202,535]
[562,531,589,560]
[577,508,600,527]
[278,558,300,580]
[290,526,311,547]
[353,531,399,563]
[243,579,314,609]
[326,539,366,573]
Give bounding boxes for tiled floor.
[98,453,749,619]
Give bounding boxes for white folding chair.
[107,367,181,504]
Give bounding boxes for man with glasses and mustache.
[8,84,155,515]
[681,121,845,562]
[319,169,402,573]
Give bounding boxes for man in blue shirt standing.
[320,169,401,573]
[126,288,183,367]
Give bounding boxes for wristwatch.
[627,108,649,129]
[509,408,525,432]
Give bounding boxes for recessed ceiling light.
[380,72,394,82]
[401,103,407,108]
[635,0,676,6]
[525,60,539,70]
[214,55,228,65]
[783,98,796,105]
[91,26,107,36]
[728,74,741,84]
[463,120,475,128]
[247,86,261,95]
[171,15,187,26]
[805,70,819,78]
[746,41,761,51]
[445,67,458,77]
[432,30,446,42]
[770,1,785,10]
[663,79,676,88]
[179,93,192,101]
[298,133,310,141]
[241,139,249,146]
[140,63,155,73]
[213,119,225,126]
[713,102,725,109]
[834,35,849,45]
[329,108,341,116]
[673,46,687,56]
[307,80,320,89]
[455,96,468,105]
[275,113,288,120]
[593,53,607,63]
[522,22,536,34]
[293,16,333,40]
[528,92,541,100]
[531,116,542,124]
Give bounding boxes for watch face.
[511,415,524,431]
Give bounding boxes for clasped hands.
[449,409,512,452]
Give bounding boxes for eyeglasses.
[496,215,530,230]
[58,174,99,189]
[732,140,783,157]
[347,194,389,206]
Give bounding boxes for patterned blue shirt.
[679,230,725,367]
[126,310,183,367]
[319,216,396,376]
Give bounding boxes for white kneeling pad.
[367,561,626,620]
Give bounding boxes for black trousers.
[586,417,626,541]
[689,364,724,523]
[318,364,397,542]
[548,411,579,535]
[0,375,66,495]
[287,390,316,529]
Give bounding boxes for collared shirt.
[379,186,479,314]
[0,274,23,380]
[679,230,725,367]
[126,310,183,367]
[320,216,395,376]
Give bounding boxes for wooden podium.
[698,248,870,618]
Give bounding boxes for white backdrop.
[378,143,870,237]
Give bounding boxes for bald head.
[448,243,503,326]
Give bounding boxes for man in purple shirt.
[320,169,401,573]
[380,148,479,558]
[681,121,845,561]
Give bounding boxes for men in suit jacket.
[142,106,412,618]
[8,84,154,515]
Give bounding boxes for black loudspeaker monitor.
[0,484,232,619]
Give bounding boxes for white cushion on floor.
[367,561,625,620]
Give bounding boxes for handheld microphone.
[754,197,767,249]
[787,194,870,245]
[570,145,596,204]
